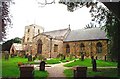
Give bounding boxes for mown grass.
[45,57,76,64]
[45,58,61,64]
[64,68,118,78]
[2,57,48,78]
[64,59,117,67]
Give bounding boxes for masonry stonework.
[11,24,108,60]
[63,40,108,59]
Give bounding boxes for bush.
[57,53,65,60]
[17,62,23,66]
[37,54,45,60]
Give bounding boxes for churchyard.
[1,52,118,78]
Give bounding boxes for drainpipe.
[50,38,52,58]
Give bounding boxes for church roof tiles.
[64,27,108,42]
[43,27,70,40]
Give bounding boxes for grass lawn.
[2,57,48,78]
[60,57,76,63]
[64,59,117,67]
[45,57,76,64]
[64,68,118,78]
[45,58,61,64]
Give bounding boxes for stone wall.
[51,39,63,58]
[32,34,63,58]
[23,24,44,44]
[63,40,108,60]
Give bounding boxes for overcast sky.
[5,0,92,41]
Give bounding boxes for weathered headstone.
[105,55,107,61]
[91,56,94,60]
[32,56,36,61]
[40,61,46,71]
[25,54,28,58]
[10,54,14,58]
[95,56,97,60]
[81,53,84,61]
[73,66,87,78]
[61,55,65,60]
[92,59,97,71]
[20,65,34,78]
[28,54,32,61]
[4,51,9,60]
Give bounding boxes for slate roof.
[64,27,108,42]
[43,28,70,40]
[12,43,23,51]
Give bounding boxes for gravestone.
[40,61,46,71]
[81,53,84,61]
[32,56,36,61]
[25,54,28,58]
[61,55,65,60]
[28,54,32,61]
[4,51,9,60]
[92,59,97,71]
[73,66,87,78]
[95,56,97,60]
[20,65,34,78]
[104,55,107,61]
[10,54,14,58]
[91,56,94,60]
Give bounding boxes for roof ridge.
[71,27,101,31]
[44,28,69,33]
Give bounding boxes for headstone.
[63,55,65,60]
[81,53,84,61]
[28,54,32,61]
[105,55,107,61]
[32,56,36,61]
[73,66,87,78]
[95,56,97,60]
[40,61,46,71]
[10,54,14,58]
[61,55,65,60]
[20,65,34,78]
[4,51,9,60]
[92,59,97,71]
[91,56,94,60]
[25,54,28,58]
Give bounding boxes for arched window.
[28,29,30,33]
[80,43,85,52]
[96,42,102,53]
[38,29,40,33]
[66,44,70,53]
[37,39,42,54]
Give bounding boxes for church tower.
[23,24,44,44]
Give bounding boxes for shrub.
[37,54,45,60]
[57,53,65,60]
[17,62,23,66]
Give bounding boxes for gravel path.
[33,59,117,78]
[46,61,74,78]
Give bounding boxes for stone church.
[10,24,108,59]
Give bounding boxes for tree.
[2,37,21,52]
[0,0,14,42]
[59,0,120,76]
[85,22,96,29]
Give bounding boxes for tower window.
[27,38,29,41]
[28,29,30,33]
[38,29,40,33]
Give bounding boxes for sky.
[5,0,92,41]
